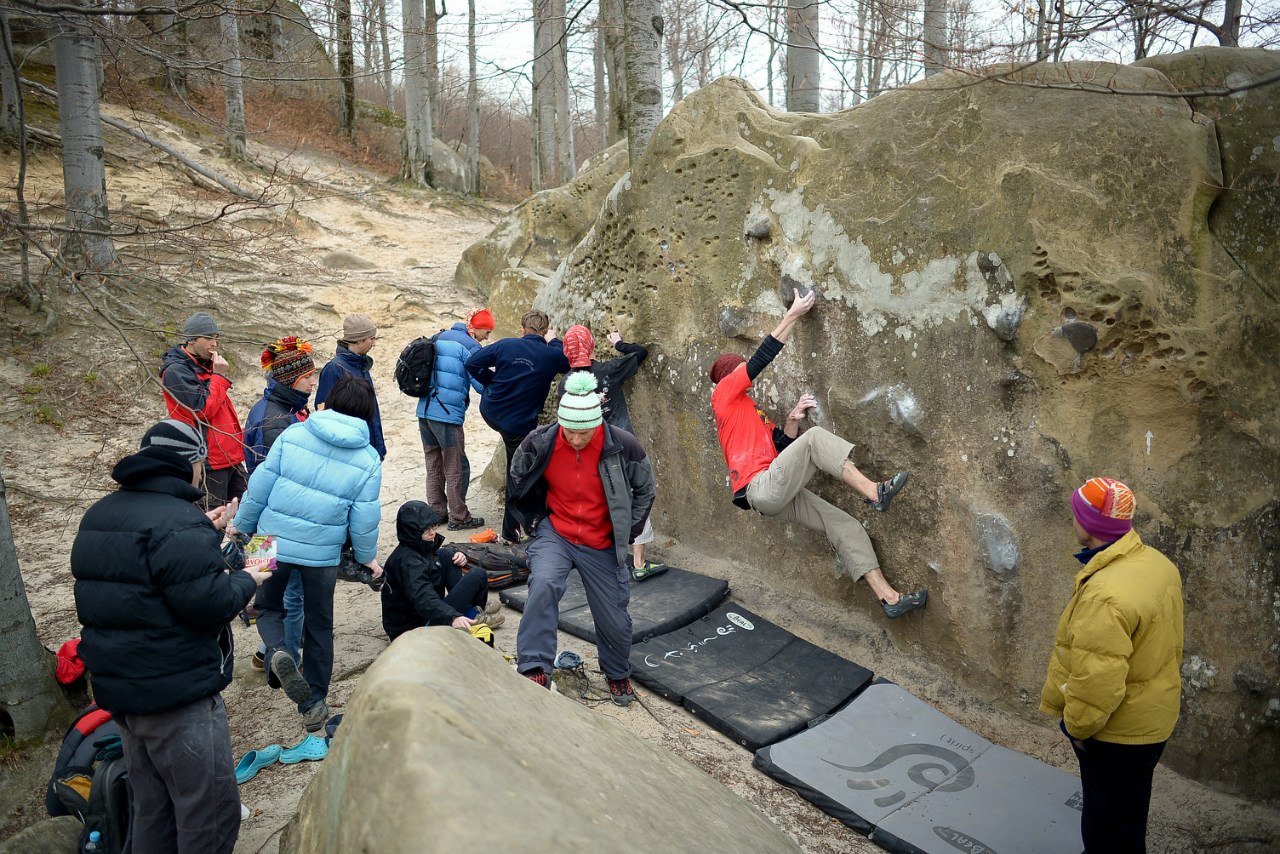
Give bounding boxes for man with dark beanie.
[71,419,271,854]
[161,311,247,510]
[508,372,655,705]
[708,288,926,619]
[1042,477,1184,854]
[465,308,570,543]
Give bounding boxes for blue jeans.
[256,571,303,664]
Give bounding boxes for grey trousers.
[516,523,634,679]
[745,427,880,580]
[116,694,240,854]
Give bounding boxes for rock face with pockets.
[280,628,803,853]
[458,48,1280,798]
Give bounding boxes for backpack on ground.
[47,703,133,853]
[457,542,530,589]
[395,333,441,398]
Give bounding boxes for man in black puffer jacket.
[71,420,270,854]
[380,501,497,641]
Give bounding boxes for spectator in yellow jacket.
[1041,477,1184,854]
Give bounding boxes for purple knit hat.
[1071,477,1135,542]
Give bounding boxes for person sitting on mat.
[381,500,503,642]
[708,287,927,619]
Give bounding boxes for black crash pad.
[630,605,873,750]
[499,565,728,644]
[756,681,1083,853]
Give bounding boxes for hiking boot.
[866,471,909,512]
[251,650,265,671]
[882,589,928,619]
[524,669,550,688]
[270,650,313,706]
[631,561,669,582]
[475,612,505,629]
[479,600,502,617]
[448,516,486,531]
[607,676,636,706]
[302,700,331,733]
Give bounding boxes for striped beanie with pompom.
[1071,477,1135,542]
[558,371,603,430]
[261,336,316,387]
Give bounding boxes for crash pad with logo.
[629,605,874,750]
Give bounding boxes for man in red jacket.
[161,312,247,510]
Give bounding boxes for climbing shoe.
[866,471,909,512]
[631,561,669,583]
[882,589,928,619]
[607,676,636,707]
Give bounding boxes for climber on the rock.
[708,287,927,619]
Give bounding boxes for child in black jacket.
[380,501,501,641]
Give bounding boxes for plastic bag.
[244,535,277,573]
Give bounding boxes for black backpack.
[395,333,441,398]
[47,704,133,853]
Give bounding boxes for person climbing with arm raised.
[708,287,927,619]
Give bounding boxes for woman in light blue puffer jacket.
[231,376,382,748]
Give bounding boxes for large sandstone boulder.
[471,51,1277,797]
[455,142,629,333]
[280,629,802,853]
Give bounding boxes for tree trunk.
[600,0,626,146]
[0,472,67,742]
[337,0,355,138]
[594,19,608,148]
[378,0,393,109]
[1220,0,1241,46]
[922,0,947,76]
[426,0,440,130]
[0,6,19,141]
[551,0,574,181]
[533,0,557,189]
[786,0,820,111]
[53,18,115,270]
[1035,0,1049,60]
[218,9,248,161]
[467,0,481,194]
[623,0,662,159]
[402,0,434,185]
[766,0,777,107]
[667,9,684,103]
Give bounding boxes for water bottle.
[84,830,102,852]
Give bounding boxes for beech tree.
[922,0,948,75]
[0,6,19,140]
[623,0,662,157]
[337,0,355,138]
[52,14,115,269]
[219,8,248,160]
[403,0,436,185]
[786,0,820,110]
[600,0,626,145]
[467,0,481,194]
[0,472,66,742]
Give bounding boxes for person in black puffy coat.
[380,501,496,641]
[71,420,270,854]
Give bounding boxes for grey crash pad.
[630,604,874,750]
[499,565,729,644]
[756,682,1083,853]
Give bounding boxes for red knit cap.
[563,325,595,369]
[468,308,495,330]
[710,353,746,384]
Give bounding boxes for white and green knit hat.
[558,371,603,430]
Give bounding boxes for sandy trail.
[2,118,1276,853]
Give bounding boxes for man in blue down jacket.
[465,307,570,543]
[71,420,270,854]
[417,308,495,531]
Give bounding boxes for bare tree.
[337,0,356,138]
[378,0,393,109]
[0,472,67,742]
[467,0,481,194]
[52,14,115,269]
[623,0,663,157]
[426,0,441,129]
[0,6,19,140]
[601,0,626,145]
[403,0,435,185]
[786,0,820,110]
[594,17,608,146]
[533,0,556,188]
[922,0,948,75]
[218,8,248,160]
[551,0,574,180]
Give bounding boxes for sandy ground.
[2,106,1278,853]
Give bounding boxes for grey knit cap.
[139,419,207,463]
[182,312,221,339]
